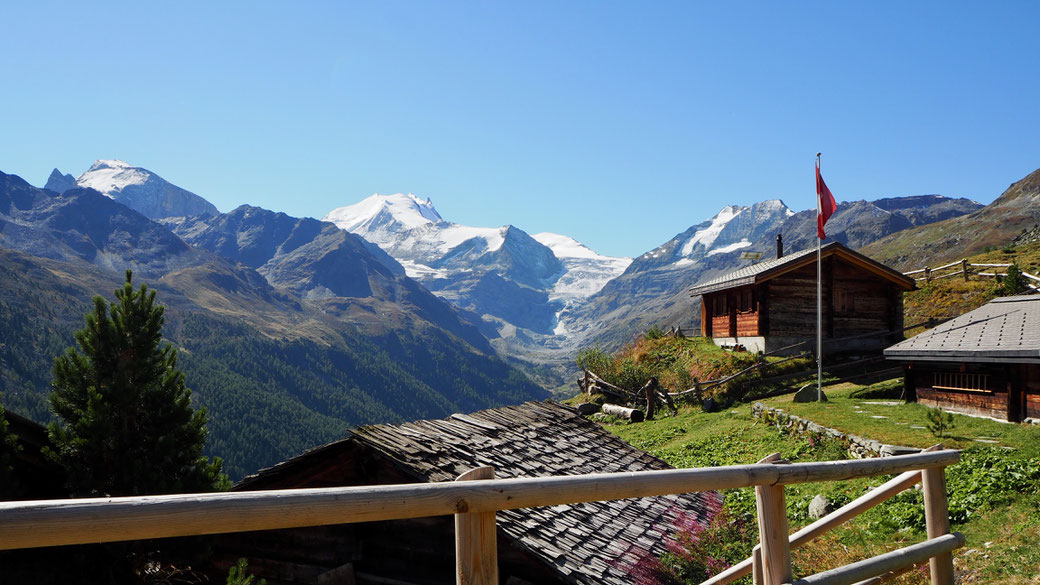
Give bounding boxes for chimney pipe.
[776,234,783,259]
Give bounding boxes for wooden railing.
[703,445,959,585]
[0,449,962,585]
[904,259,1040,291]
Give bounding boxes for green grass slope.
[603,385,1040,584]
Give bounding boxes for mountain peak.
[323,192,443,232]
[70,159,218,219]
[44,168,77,193]
[87,159,134,172]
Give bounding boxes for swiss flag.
[816,162,836,239]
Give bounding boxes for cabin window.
[933,372,990,393]
[833,288,853,314]
[738,288,755,313]
[713,295,728,316]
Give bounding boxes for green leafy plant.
[924,407,954,438]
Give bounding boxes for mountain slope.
[324,193,630,340]
[1,171,210,276]
[0,171,547,478]
[861,168,1040,270]
[165,205,492,352]
[45,159,219,219]
[570,194,984,350]
[563,200,794,348]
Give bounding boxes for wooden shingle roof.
[885,295,1040,363]
[688,241,915,296]
[238,401,721,585]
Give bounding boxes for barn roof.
[885,294,1040,363]
[238,401,721,585]
[688,241,915,296]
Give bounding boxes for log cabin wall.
[764,264,827,338]
[830,261,898,336]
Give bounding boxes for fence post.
[922,465,954,585]
[961,259,969,281]
[924,267,931,282]
[755,454,792,585]
[455,466,498,585]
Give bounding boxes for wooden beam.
[455,467,498,585]
[0,450,959,551]
[787,533,964,585]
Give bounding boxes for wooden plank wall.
[736,312,759,337]
[830,262,894,335]
[705,288,760,338]
[765,264,825,338]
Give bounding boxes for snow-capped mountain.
[632,199,794,272]
[45,159,219,219]
[532,232,631,335]
[323,194,630,341]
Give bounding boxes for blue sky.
[2,1,1038,258]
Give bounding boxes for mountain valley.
[0,157,1030,476]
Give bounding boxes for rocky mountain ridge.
[45,159,219,219]
[0,169,546,477]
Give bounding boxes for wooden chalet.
[210,401,721,585]
[885,295,1040,422]
[688,241,916,355]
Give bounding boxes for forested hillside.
[0,250,544,479]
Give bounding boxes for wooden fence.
[0,449,962,585]
[904,259,1040,291]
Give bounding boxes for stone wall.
[751,402,919,458]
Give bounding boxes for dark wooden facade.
[693,243,914,354]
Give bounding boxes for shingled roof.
[885,295,1040,363]
[238,401,721,585]
[688,241,915,296]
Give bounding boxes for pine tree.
[1001,262,1027,296]
[925,406,955,439]
[48,271,224,497]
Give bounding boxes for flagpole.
[816,153,823,402]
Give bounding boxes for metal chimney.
[776,234,783,259]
